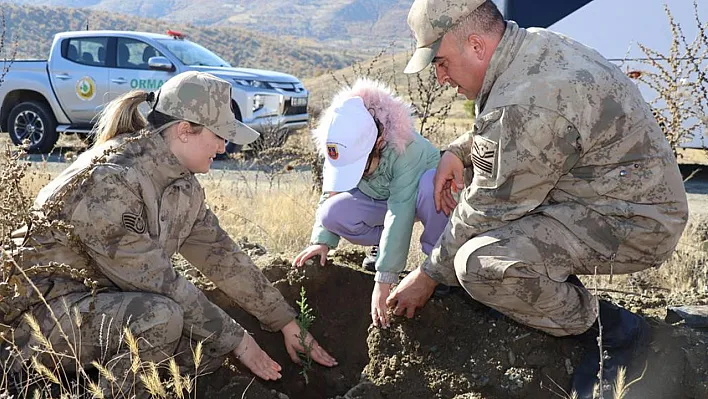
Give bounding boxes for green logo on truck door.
[130,79,164,90]
[76,76,96,101]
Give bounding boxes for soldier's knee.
[126,295,183,346]
[454,239,487,284]
[454,234,511,286]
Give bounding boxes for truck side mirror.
[148,56,174,72]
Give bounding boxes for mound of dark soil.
[202,257,374,399]
[197,257,708,399]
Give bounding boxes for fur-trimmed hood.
[313,78,416,155]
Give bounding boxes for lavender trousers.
[319,169,449,255]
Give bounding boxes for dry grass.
[199,168,433,267]
[625,217,708,293]
[1,308,207,399]
[676,148,708,165]
[201,170,319,254]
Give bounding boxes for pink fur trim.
[313,78,415,155]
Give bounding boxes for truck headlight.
[253,95,264,112]
[234,79,271,89]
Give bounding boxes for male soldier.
[386,0,689,396]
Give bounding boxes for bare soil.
[191,252,708,399]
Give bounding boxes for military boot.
[362,246,378,272]
[571,299,651,398]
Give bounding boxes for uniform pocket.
[588,159,664,198]
[588,165,628,196]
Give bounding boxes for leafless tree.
[626,1,708,158]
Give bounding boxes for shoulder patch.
[472,135,498,179]
[122,207,147,234]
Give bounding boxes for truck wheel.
[8,101,58,154]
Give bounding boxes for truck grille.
[270,82,306,93]
[283,99,307,116]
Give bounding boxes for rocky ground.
[177,246,708,399]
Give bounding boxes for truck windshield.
[156,39,231,67]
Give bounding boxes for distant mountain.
[0,3,363,78]
[4,0,416,52]
[303,50,469,125]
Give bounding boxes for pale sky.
[494,0,702,60]
[549,0,701,60]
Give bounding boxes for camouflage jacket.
[9,133,296,357]
[423,21,689,285]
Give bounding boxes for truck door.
[48,36,110,124]
[108,38,176,102]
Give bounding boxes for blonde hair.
[93,90,149,145]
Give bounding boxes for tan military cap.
[154,71,260,145]
[404,0,486,74]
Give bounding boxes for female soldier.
[9,71,336,396]
[293,78,449,328]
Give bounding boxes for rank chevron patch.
[471,136,497,178]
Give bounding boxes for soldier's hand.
[371,282,392,329]
[281,320,338,367]
[233,333,282,380]
[434,152,465,216]
[292,244,329,267]
[386,267,437,318]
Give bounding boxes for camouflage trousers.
[453,215,653,337]
[11,292,225,398]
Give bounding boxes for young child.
[293,78,449,328]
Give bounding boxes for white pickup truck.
[0,30,309,153]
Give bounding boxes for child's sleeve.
[309,192,342,248]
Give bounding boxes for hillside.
[0,2,362,78]
[301,48,474,152]
[304,50,469,119]
[5,0,416,52]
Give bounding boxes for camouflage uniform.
[422,21,689,336]
[7,73,294,395]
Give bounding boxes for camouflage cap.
[404,0,486,74]
[154,71,259,145]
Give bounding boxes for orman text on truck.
[0,29,309,153]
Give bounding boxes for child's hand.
[371,282,392,328]
[293,244,329,267]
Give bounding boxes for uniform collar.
[476,21,527,112]
[140,132,193,190]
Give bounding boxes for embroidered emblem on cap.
[472,136,497,179]
[122,209,147,234]
[327,144,339,160]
